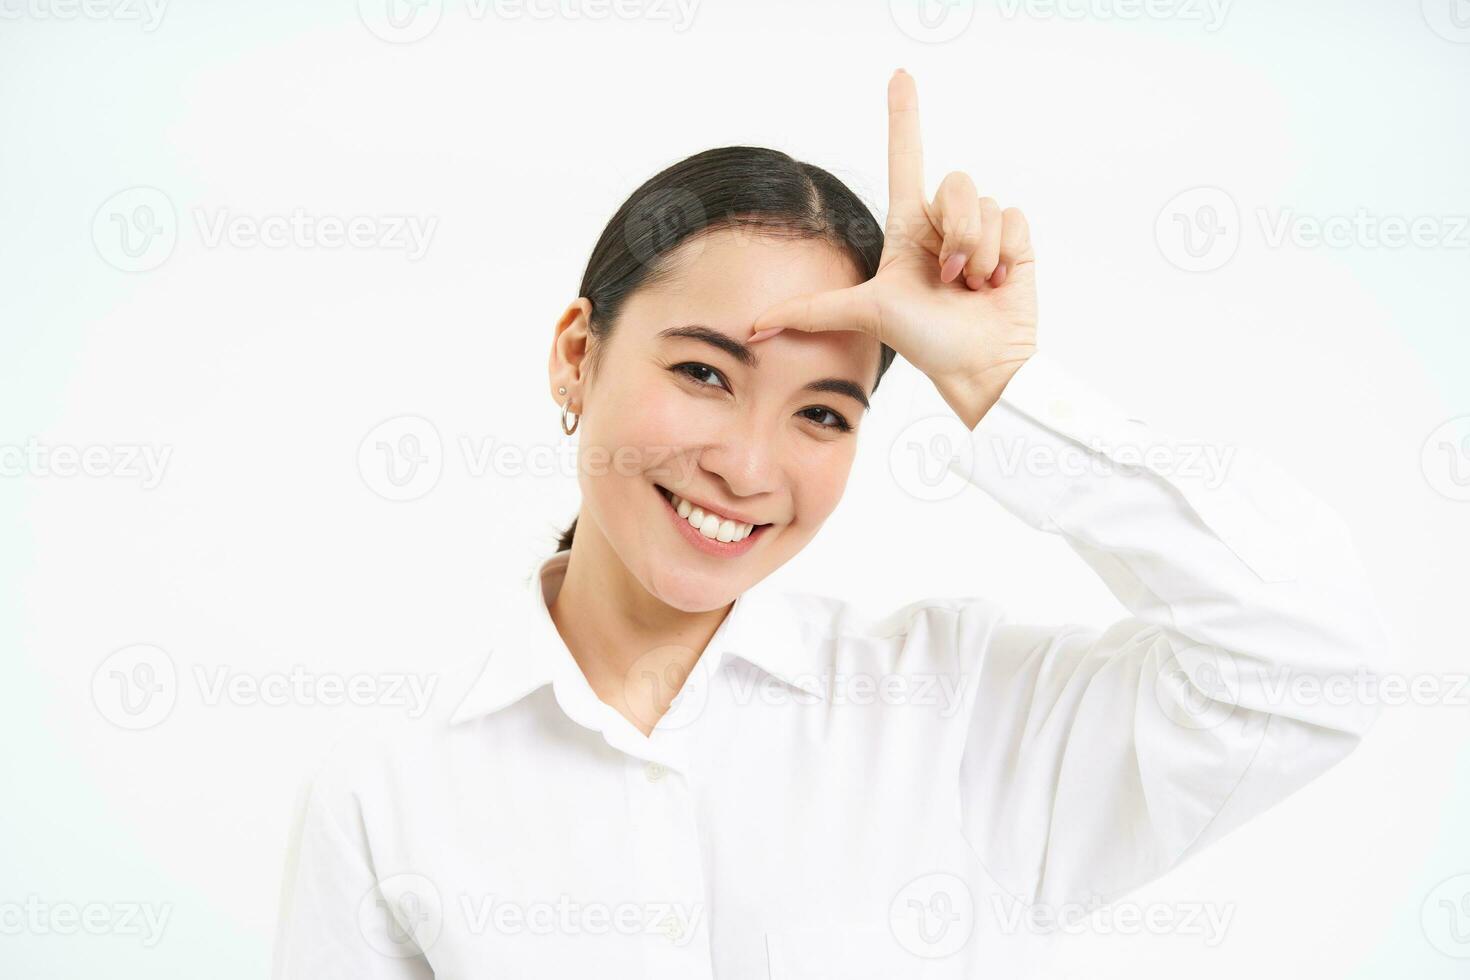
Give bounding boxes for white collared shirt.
[274,351,1389,979]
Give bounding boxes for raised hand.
[748,69,1038,429]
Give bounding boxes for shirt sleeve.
[273,743,436,980]
[944,350,1392,908]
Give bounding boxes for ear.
[548,297,594,404]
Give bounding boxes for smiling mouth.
[655,484,772,544]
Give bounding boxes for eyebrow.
[656,324,871,411]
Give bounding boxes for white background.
[1,0,1467,976]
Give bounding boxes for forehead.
[653,226,865,311]
[619,226,879,375]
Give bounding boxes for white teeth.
[666,490,755,543]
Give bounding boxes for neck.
[547,514,731,735]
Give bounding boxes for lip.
[655,483,767,527]
[655,484,770,558]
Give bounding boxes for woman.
[275,70,1388,978]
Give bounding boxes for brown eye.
[672,362,731,392]
[800,406,852,432]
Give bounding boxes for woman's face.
[551,227,882,612]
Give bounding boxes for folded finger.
[992,206,1033,286]
[964,197,1003,288]
[933,171,980,282]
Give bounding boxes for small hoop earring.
[560,393,580,435]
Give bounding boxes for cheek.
[579,379,702,486]
[606,375,725,456]
[791,450,853,523]
[626,387,699,450]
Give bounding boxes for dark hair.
[555,145,898,553]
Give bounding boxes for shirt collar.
[448,550,826,727]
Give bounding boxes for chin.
[642,560,742,613]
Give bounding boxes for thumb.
[748,282,879,342]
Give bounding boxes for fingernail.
[748,327,784,343]
[990,263,1008,288]
[941,253,967,283]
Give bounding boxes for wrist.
[935,350,1034,430]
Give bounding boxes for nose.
[696,414,783,501]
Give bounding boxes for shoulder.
[296,649,489,810]
[772,586,1012,673]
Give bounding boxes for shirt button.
[663,918,685,942]
[644,762,666,782]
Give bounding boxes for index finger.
[887,69,925,212]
